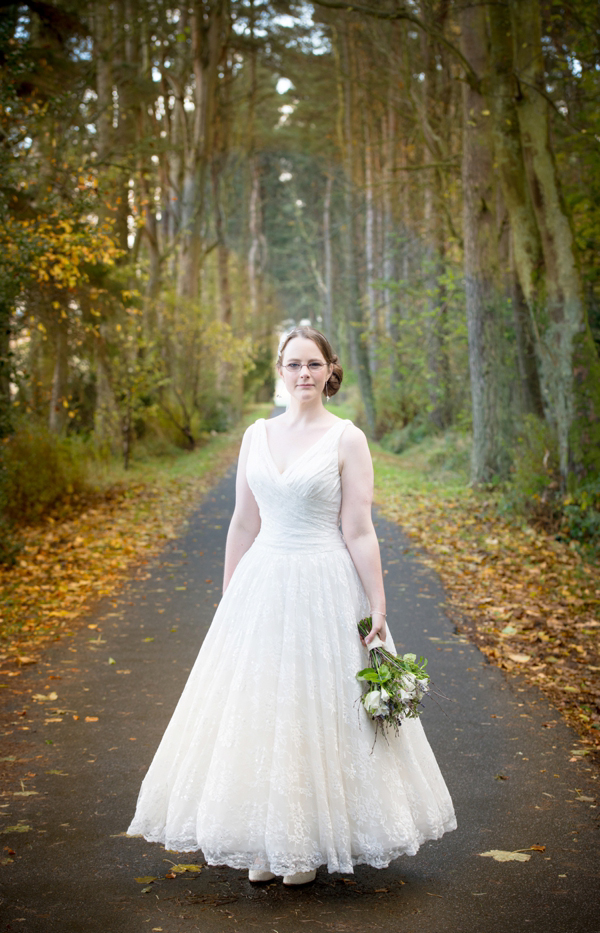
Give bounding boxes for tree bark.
[508,0,600,484]
[364,106,378,373]
[49,323,69,434]
[337,22,376,435]
[460,3,505,483]
[323,171,334,341]
[487,0,544,420]
[422,2,452,430]
[0,298,12,438]
[178,0,230,300]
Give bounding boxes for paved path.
[1,455,599,932]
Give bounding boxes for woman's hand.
[361,610,387,647]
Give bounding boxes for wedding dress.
[126,417,456,875]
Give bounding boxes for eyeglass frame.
[280,361,329,373]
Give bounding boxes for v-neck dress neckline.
[261,417,345,478]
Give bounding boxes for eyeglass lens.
[285,362,325,372]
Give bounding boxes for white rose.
[364,689,389,716]
[415,677,429,698]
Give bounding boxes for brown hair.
[277,326,343,398]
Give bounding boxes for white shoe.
[248,869,276,883]
[283,869,317,886]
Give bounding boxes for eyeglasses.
[281,362,327,373]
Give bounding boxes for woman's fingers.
[364,621,387,645]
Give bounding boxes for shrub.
[498,415,562,530]
[562,479,600,552]
[379,417,433,455]
[2,422,91,524]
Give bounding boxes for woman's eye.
[288,363,300,371]
[309,363,324,371]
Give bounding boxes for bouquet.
[356,616,430,739]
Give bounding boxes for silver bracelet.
[371,609,387,617]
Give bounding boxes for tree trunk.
[382,81,397,343]
[247,155,262,320]
[94,5,113,164]
[178,0,229,300]
[0,297,12,438]
[508,0,600,484]
[323,171,334,341]
[94,336,119,445]
[487,0,544,421]
[49,324,69,434]
[337,22,376,435]
[364,110,378,373]
[460,3,505,483]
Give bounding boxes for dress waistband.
[252,529,348,553]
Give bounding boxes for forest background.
[1,1,600,742]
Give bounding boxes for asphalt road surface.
[1,439,599,933]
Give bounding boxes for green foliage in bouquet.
[356,617,430,738]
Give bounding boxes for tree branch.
[312,0,480,90]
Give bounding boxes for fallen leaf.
[506,653,531,664]
[1,825,32,834]
[529,845,546,852]
[32,692,58,702]
[170,864,202,873]
[165,871,176,879]
[479,850,531,862]
[135,876,157,884]
[84,716,98,722]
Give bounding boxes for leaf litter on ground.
[371,446,600,756]
[0,409,269,674]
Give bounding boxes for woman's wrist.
[371,608,386,618]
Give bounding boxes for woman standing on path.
[127,326,456,885]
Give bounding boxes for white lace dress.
[126,417,456,875]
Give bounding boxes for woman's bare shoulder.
[340,420,367,443]
[339,421,370,458]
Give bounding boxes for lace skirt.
[126,541,456,874]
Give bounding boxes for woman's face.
[278,336,333,402]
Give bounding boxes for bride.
[127,325,456,886]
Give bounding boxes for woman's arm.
[339,425,387,645]
[222,425,261,594]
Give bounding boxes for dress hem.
[125,817,457,875]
